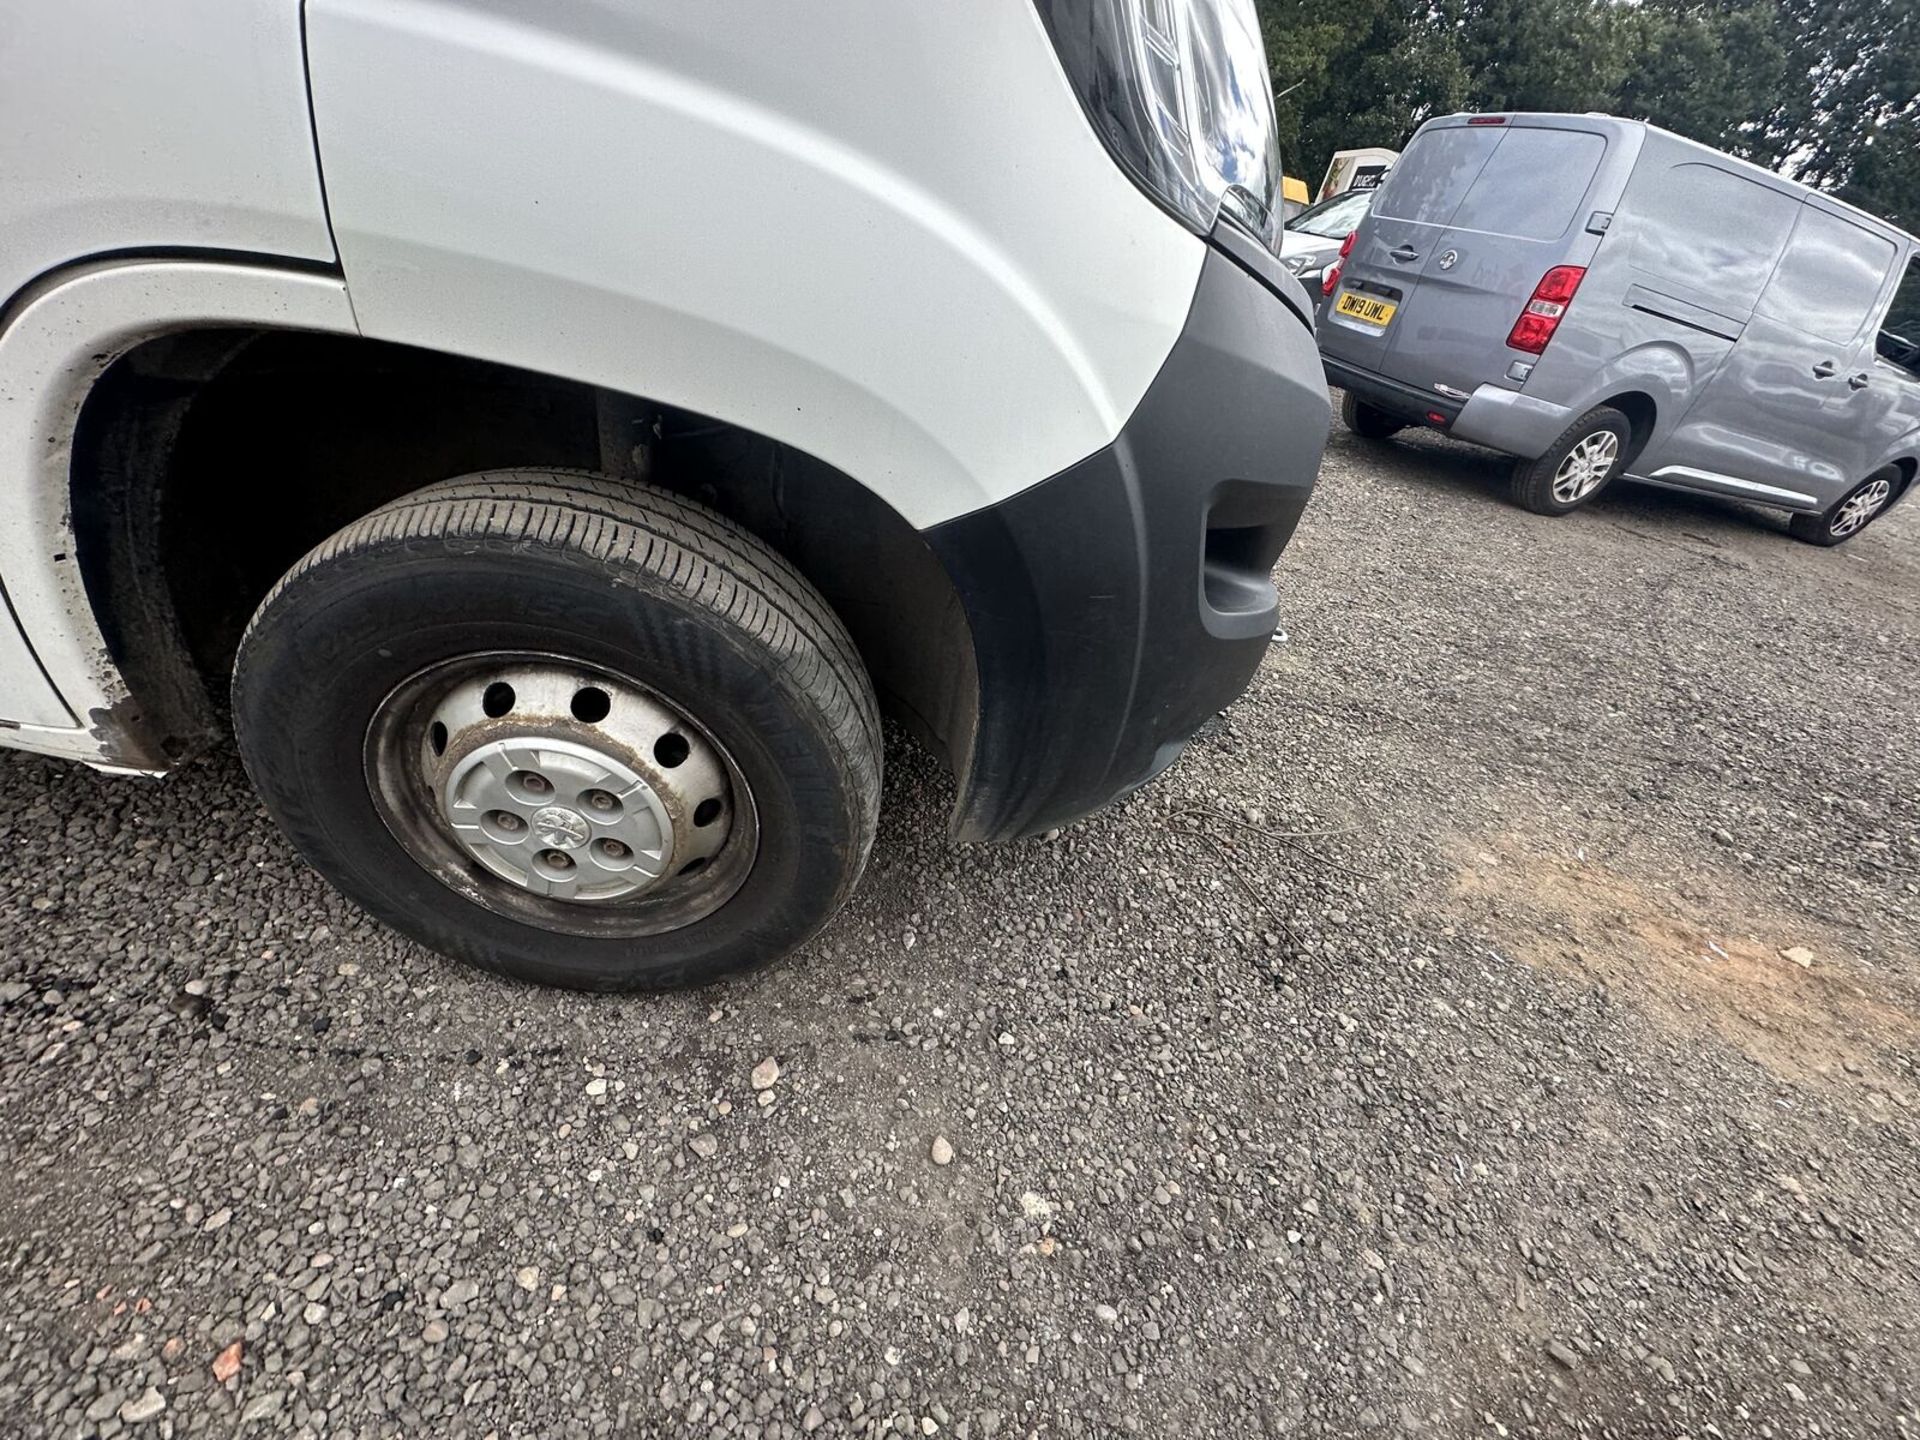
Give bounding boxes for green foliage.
[1256,0,1918,230]
[1614,1,1791,169]
[1259,0,1468,182]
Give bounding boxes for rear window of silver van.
[1374,125,1605,241]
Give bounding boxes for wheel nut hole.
[509,770,552,802]
[571,686,612,723]
[481,810,526,844]
[654,733,691,768]
[598,838,630,860]
[538,849,574,871]
[482,681,516,718]
[678,856,707,877]
[581,789,621,816]
[694,798,723,827]
[429,721,448,756]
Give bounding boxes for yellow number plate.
[1336,292,1397,327]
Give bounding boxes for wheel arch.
[1885,454,1917,506]
[1595,389,1658,466]
[3,258,978,784]
[69,326,981,786]
[1555,339,1695,466]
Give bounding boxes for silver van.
[1319,113,1920,545]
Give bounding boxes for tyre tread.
[251,471,881,776]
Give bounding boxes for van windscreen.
[1375,125,1605,241]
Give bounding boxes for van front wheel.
[232,470,883,991]
[1789,468,1899,546]
[1340,391,1405,440]
[1509,407,1632,516]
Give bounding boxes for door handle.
[1812,360,1838,378]
[1389,245,1421,263]
[1848,372,1870,390]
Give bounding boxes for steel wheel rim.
[364,653,758,938]
[1830,477,1892,538]
[1551,430,1619,504]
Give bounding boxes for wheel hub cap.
[1551,430,1620,505]
[366,659,747,929]
[439,732,684,901]
[1831,477,1891,537]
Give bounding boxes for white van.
[0,1,1328,987]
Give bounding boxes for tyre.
[232,470,882,991]
[1789,468,1900,546]
[1509,406,1633,516]
[1340,390,1405,440]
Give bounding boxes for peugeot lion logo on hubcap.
[531,806,591,850]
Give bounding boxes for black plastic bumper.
[924,236,1330,843]
[1321,354,1462,427]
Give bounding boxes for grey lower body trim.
[1638,464,1820,510]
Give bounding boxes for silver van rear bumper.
[1450,384,1573,459]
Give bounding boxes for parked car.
[1280,188,1376,289]
[1320,113,1920,545]
[0,0,1327,989]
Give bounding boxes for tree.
[1614,1,1792,168]
[1444,0,1634,114]
[1766,0,1920,226]
[1259,0,1467,187]
[1253,0,1917,231]
[1840,114,1920,229]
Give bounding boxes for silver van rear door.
[1318,123,1504,385]
[1321,122,1610,397]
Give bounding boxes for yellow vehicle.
[1282,174,1310,220]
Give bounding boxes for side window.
[1372,126,1502,228]
[1758,206,1898,346]
[1878,257,1920,380]
[1626,163,1797,314]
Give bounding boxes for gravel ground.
[2,403,1916,1439]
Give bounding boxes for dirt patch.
[1447,830,1916,1103]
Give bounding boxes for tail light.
[1507,266,1586,354]
[1322,230,1358,298]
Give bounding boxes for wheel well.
[1599,391,1657,464]
[69,329,977,773]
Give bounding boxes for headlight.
[1279,253,1318,276]
[1034,0,1285,254]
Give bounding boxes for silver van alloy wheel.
[364,654,756,938]
[1551,430,1619,504]
[1830,476,1893,538]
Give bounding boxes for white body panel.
[0,0,334,307]
[1,0,1211,758]
[304,0,1205,528]
[0,262,357,763]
